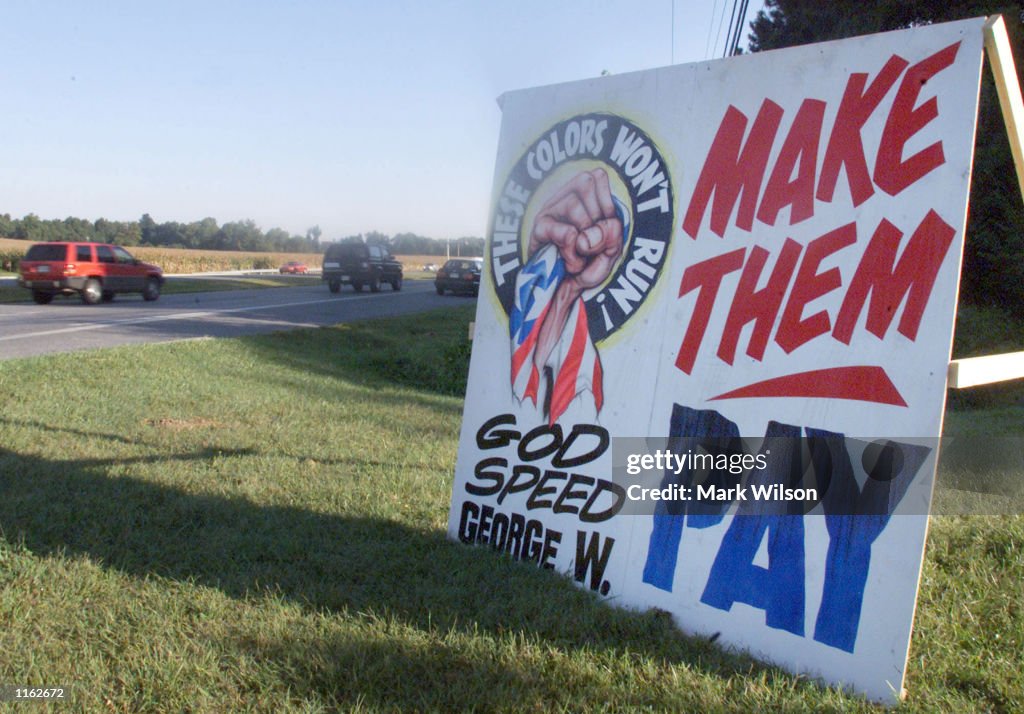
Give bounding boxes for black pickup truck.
[321,242,403,293]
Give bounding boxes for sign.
[448,18,985,702]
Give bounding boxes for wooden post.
[947,16,1024,388]
[984,16,1024,206]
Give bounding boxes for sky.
[2,1,765,241]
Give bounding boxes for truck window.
[96,245,116,264]
[25,244,68,261]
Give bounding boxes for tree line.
[0,212,483,257]
[746,0,1024,313]
[339,231,484,257]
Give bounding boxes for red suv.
[18,242,165,304]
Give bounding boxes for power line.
[722,0,752,57]
[730,0,751,55]
[711,0,733,59]
[704,0,721,60]
[722,0,740,58]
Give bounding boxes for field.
[0,238,318,275]
[0,305,1020,712]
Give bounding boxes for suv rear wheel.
[391,276,402,291]
[328,280,341,294]
[81,279,103,305]
[142,277,161,301]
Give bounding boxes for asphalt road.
[0,279,470,360]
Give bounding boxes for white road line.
[0,306,63,320]
[0,292,408,342]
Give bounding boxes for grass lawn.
[0,306,1020,712]
[162,274,323,294]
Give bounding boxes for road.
[0,280,470,360]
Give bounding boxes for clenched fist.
[529,168,624,292]
[528,169,625,376]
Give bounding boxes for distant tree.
[2,207,476,260]
[748,1,1022,49]
[391,232,436,255]
[306,225,322,249]
[154,221,187,248]
[215,220,263,251]
[364,230,389,246]
[265,227,291,251]
[182,217,219,249]
[94,218,140,246]
[280,236,305,252]
[94,218,115,242]
[139,213,158,245]
[62,216,94,241]
[454,236,485,257]
[113,221,142,246]
[15,214,42,241]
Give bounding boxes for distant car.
[435,259,482,296]
[279,261,308,274]
[18,241,164,304]
[321,242,403,293]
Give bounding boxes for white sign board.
[448,18,985,702]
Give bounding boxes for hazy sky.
[2,1,765,240]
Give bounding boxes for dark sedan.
[435,259,482,296]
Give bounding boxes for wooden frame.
[947,16,1024,390]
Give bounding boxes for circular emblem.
[489,113,674,342]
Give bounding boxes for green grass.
[952,303,1024,359]
[0,307,1020,712]
[162,274,322,294]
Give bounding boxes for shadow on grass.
[0,416,146,446]
[0,446,799,710]
[247,631,557,712]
